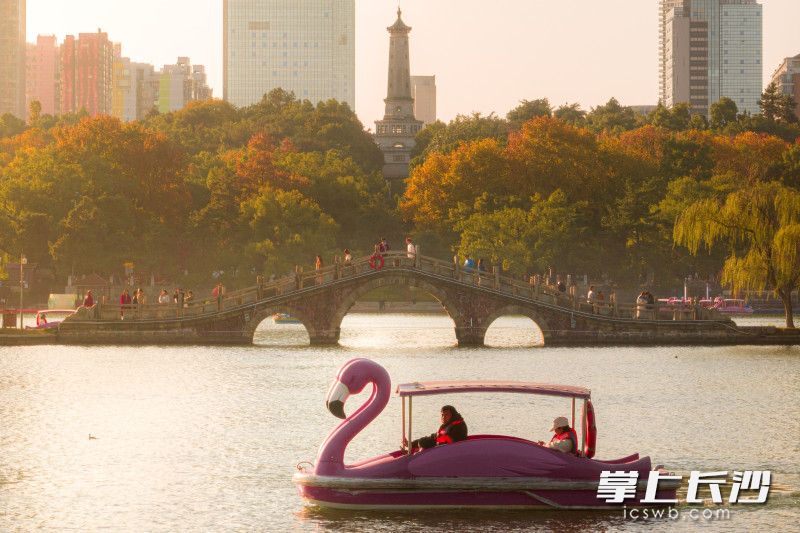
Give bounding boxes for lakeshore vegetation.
[0,87,798,325]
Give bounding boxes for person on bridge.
[379,237,390,253]
[343,249,352,265]
[403,405,468,451]
[463,256,476,272]
[405,237,416,259]
[315,255,324,284]
[119,289,132,319]
[537,416,579,455]
[82,290,94,308]
[212,283,224,299]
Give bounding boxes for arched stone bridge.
[58,252,793,346]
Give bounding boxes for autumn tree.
[402,138,509,236]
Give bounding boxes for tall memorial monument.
[374,8,423,182]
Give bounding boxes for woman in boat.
[405,405,468,450]
[538,416,579,455]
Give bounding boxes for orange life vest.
[549,427,579,455]
[435,419,464,445]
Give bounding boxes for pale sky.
[26,1,800,129]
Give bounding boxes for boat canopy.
[396,381,591,399]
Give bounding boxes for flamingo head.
[326,358,390,419]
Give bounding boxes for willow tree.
[674,181,800,327]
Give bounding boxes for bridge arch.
[331,274,459,329]
[240,273,462,346]
[482,304,551,346]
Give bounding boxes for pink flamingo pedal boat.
[293,358,679,510]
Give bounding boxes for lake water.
[1,314,798,531]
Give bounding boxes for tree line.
[0,86,797,324]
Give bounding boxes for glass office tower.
[223,0,355,109]
[659,0,762,116]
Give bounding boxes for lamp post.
[19,253,27,329]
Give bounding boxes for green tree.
[244,89,384,174]
[28,101,42,125]
[709,97,738,129]
[586,98,637,133]
[274,149,395,246]
[241,187,339,275]
[778,93,799,123]
[674,181,800,327]
[689,113,708,130]
[506,98,552,130]
[649,102,691,131]
[553,103,587,126]
[758,82,782,121]
[416,112,509,160]
[409,120,446,167]
[456,189,585,275]
[0,113,26,138]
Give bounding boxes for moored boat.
[272,313,301,324]
[293,358,679,510]
[24,309,76,330]
[703,297,754,315]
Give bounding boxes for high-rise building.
[770,54,800,120]
[191,65,213,101]
[0,0,26,119]
[111,56,210,121]
[134,63,159,119]
[60,30,115,116]
[223,0,354,108]
[26,35,59,116]
[374,9,423,181]
[112,57,139,121]
[410,75,436,125]
[159,57,192,113]
[659,0,762,116]
[158,57,213,113]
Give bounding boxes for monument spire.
[374,7,423,183]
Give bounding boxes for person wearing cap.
[403,405,468,451]
[538,416,579,455]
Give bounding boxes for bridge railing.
[84,251,719,322]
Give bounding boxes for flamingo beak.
[326,381,350,419]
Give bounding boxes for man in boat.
[538,416,579,455]
[405,405,468,450]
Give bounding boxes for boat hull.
[294,473,679,510]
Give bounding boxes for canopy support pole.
[407,396,413,456]
[401,396,406,451]
[581,399,587,456]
